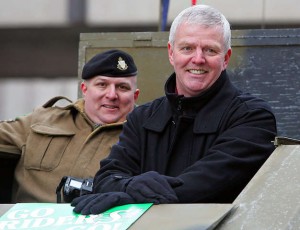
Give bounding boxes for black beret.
[82,49,138,79]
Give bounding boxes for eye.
[203,47,217,56]
[181,46,193,52]
[118,84,131,91]
[96,82,107,88]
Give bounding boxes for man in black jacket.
[72,5,277,215]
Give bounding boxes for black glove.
[71,192,135,215]
[125,171,183,204]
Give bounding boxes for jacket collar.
[144,70,238,133]
[72,99,124,129]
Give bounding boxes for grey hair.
[169,5,231,52]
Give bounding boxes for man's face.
[81,75,139,124]
[168,23,232,97]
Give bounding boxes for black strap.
[56,176,68,203]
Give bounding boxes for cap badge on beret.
[117,57,128,71]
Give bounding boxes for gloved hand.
[71,192,135,215]
[125,171,183,204]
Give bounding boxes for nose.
[192,49,205,64]
[105,86,118,99]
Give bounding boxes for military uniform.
[0,96,124,203]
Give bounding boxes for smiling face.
[168,22,232,97]
[81,75,139,124]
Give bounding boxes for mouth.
[188,69,208,74]
[102,104,118,109]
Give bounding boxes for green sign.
[0,203,152,230]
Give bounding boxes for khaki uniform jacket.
[0,96,124,203]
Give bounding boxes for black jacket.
[93,71,277,203]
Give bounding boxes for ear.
[168,42,175,66]
[134,89,140,101]
[222,48,232,70]
[80,81,88,95]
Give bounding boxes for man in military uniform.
[0,49,140,203]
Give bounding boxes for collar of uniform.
[73,99,125,130]
[73,98,85,113]
[72,99,99,128]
